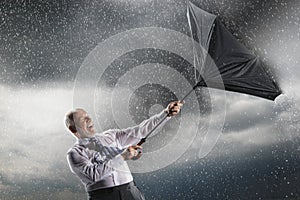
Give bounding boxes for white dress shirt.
[67,110,170,192]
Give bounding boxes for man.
[65,101,183,200]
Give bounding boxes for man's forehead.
[74,108,88,118]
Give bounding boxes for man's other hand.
[121,145,142,160]
[165,100,184,117]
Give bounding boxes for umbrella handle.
[137,138,146,146]
[131,143,144,160]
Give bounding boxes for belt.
[88,181,134,195]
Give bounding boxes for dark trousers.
[87,182,145,200]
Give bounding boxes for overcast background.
[0,0,299,199]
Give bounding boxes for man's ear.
[73,132,80,138]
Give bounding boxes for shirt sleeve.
[114,110,171,149]
[67,147,123,184]
[86,137,124,163]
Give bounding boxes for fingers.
[170,101,184,110]
[127,146,141,158]
[167,100,184,116]
[131,145,143,160]
[173,100,184,107]
[131,151,143,160]
[133,145,142,150]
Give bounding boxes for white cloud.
[0,58,300,194]
[0,83,75,182]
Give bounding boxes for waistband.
[88,181,134,195]
[86,175,133,192]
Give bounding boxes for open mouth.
[87,124,94,129]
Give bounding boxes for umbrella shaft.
[136,81,201,146]
[181,87,195,101]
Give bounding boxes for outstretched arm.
[115,100,183,148]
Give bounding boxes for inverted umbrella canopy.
[187,1,281,100]
[135,1,283,163]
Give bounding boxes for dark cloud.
[133,139,300,200]
[2,0,296,85]
[0,0,299,199]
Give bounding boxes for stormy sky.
[0,0,299,199]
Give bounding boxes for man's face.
[73,109,96,138]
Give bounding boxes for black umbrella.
[134,1,282,152]
[187,1,281,100]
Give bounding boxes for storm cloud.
[0,0,299,199]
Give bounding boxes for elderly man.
[65,101,183,200]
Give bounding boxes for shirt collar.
[77,137,91,146]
